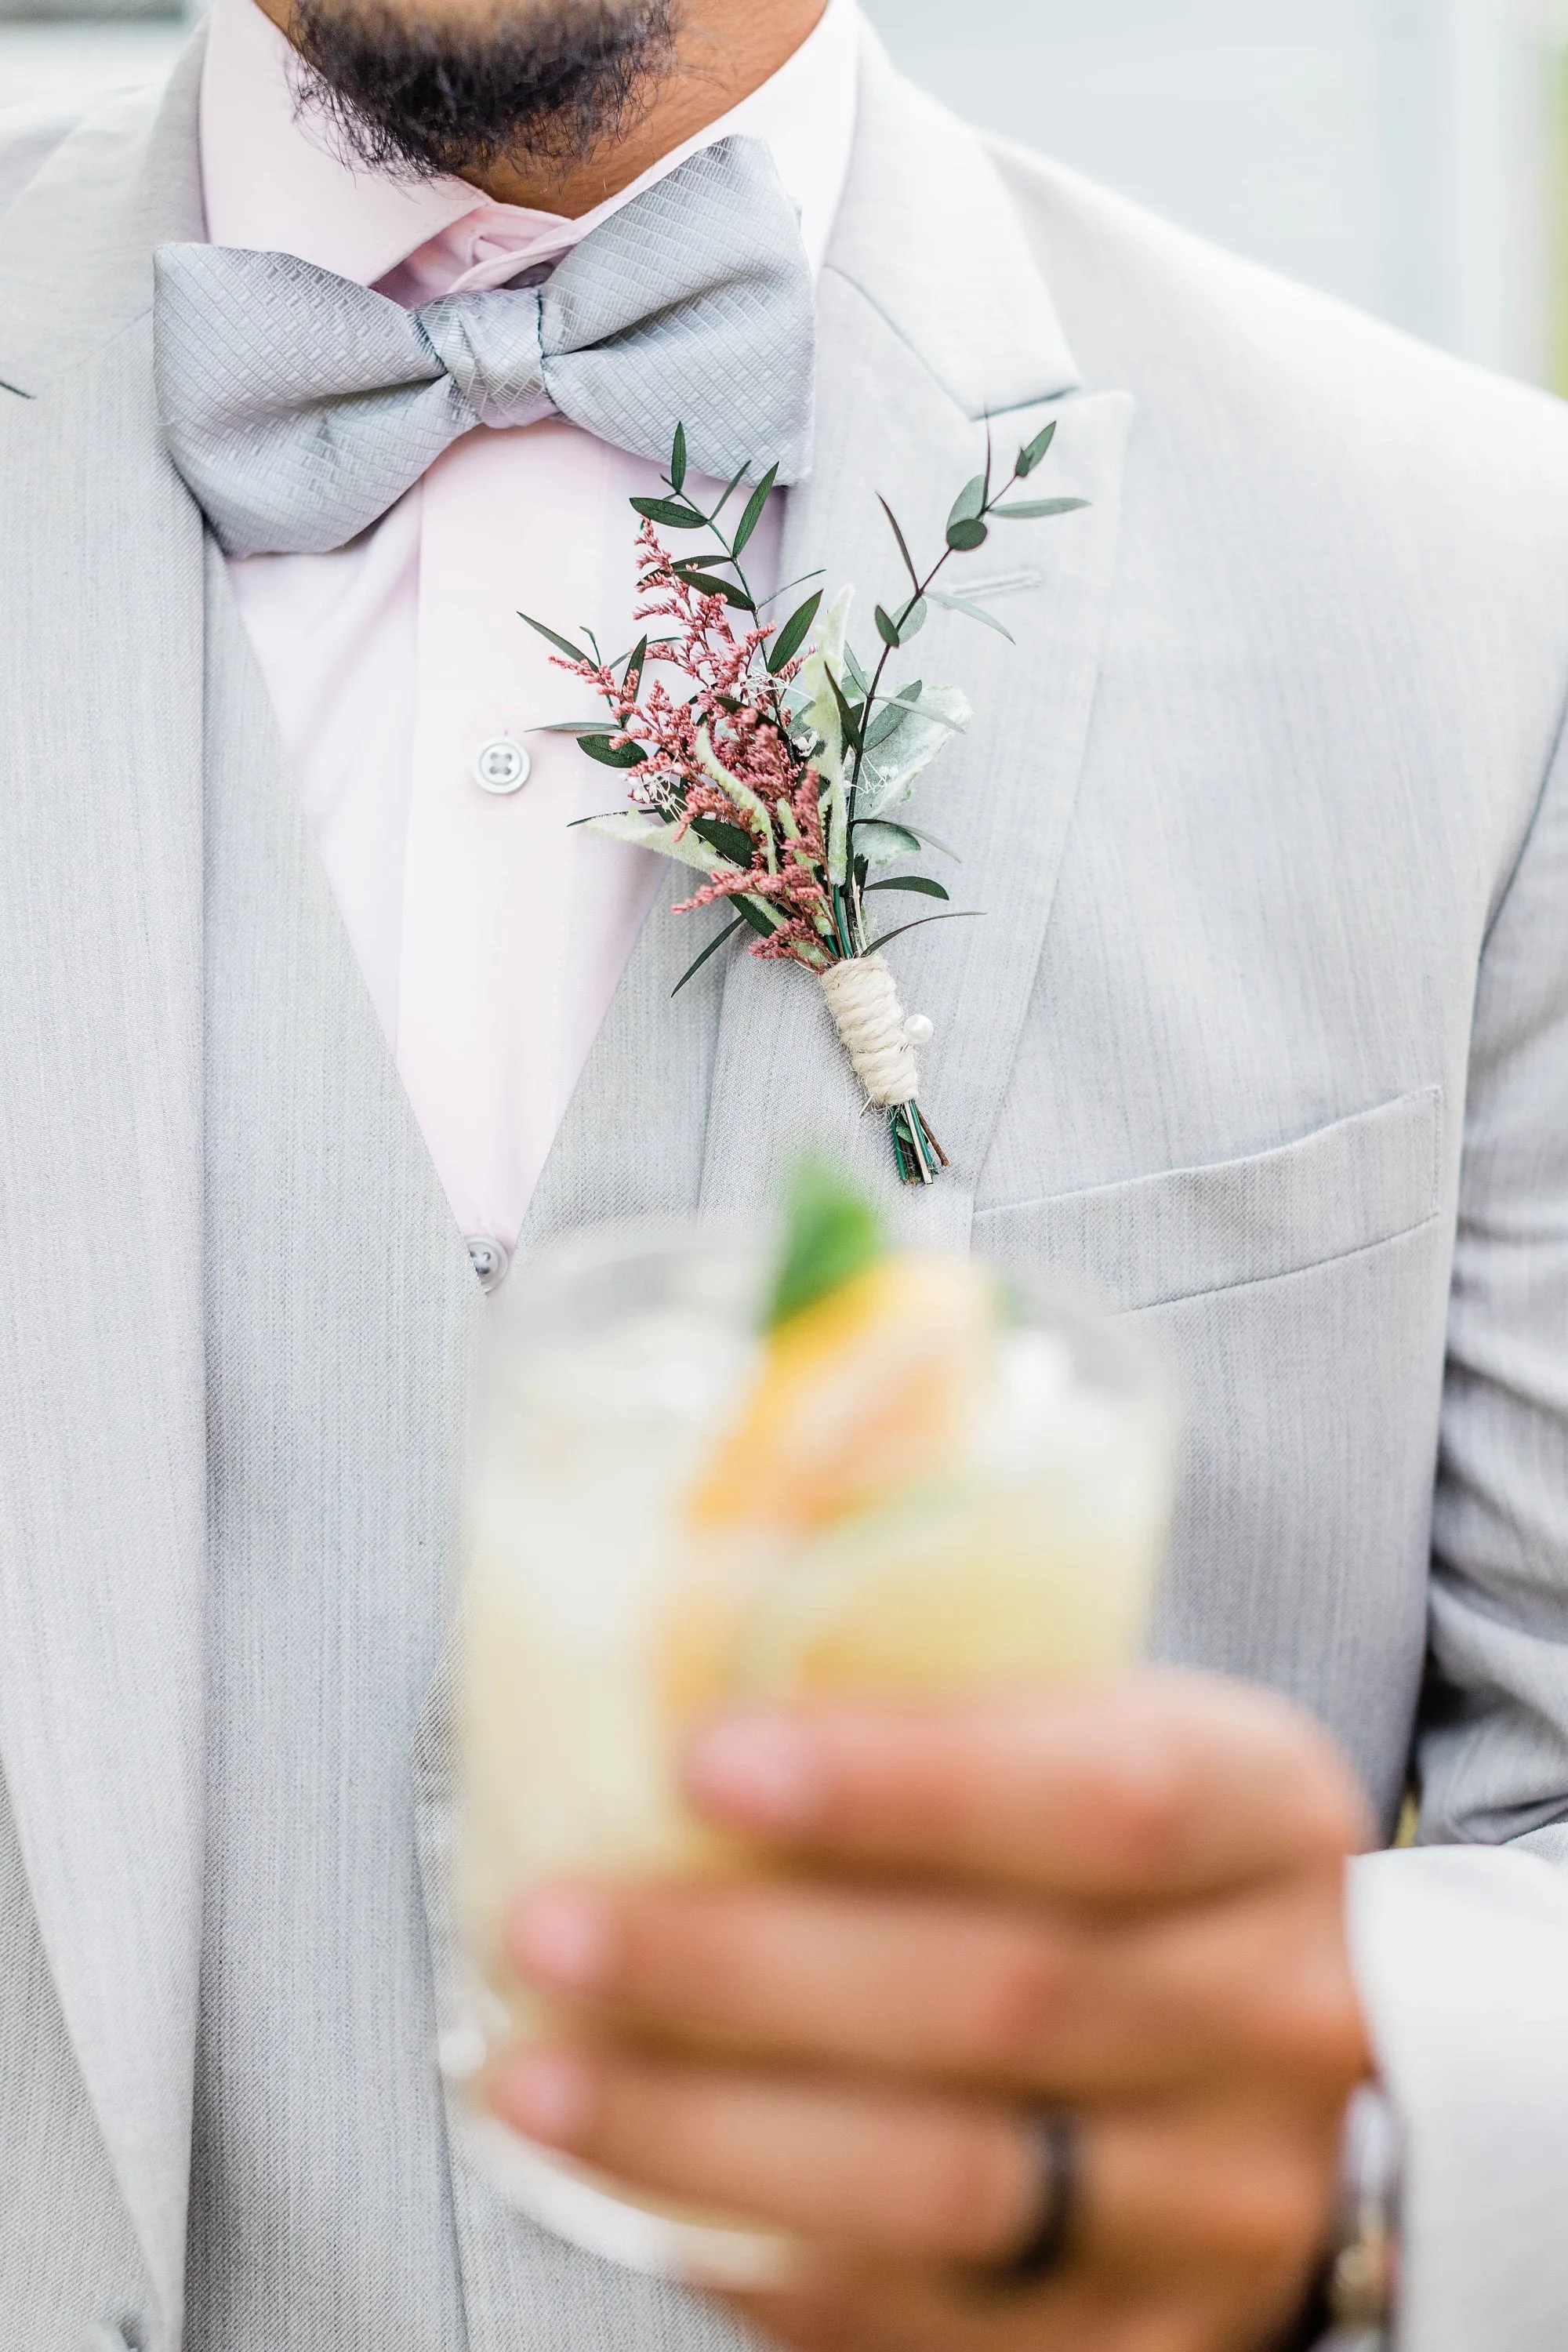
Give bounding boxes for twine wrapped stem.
[819,953,948,1183]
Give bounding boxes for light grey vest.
[186,550,749,2352]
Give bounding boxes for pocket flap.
[975,1087,1443,1311]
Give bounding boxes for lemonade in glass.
[443,1171,1176,2284]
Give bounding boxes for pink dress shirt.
[199,0,858,1256]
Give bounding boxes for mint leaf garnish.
[767,1159,884,1329]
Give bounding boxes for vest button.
[466,1236,510,1293]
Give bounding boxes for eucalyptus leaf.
[945,517,989,554]
[894,822,960,861]
[898,597,928,642]
[990,498,1090,521]
[947,474,987,529]
[864,700,911,751]
[874,604,900,648]
[877,495,922,597]
[863,681,927,748]
[926,588,1015,643]
[1015,419,1057,477]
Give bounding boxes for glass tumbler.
[441,1221,1176,2286]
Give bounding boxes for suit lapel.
[0,42,210,2348]
[696,38,1134,1249]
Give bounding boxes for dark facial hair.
[287,0,683,183]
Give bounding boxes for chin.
[284,0,683,181]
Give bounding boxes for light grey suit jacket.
[3,22,1568,2352]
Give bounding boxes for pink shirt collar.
[199,0,858,299]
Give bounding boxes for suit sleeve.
[1347,696,1568,2351]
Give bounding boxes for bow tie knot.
[154,135,815,558]
[416,289,554,430]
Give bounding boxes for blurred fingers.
[488,2043,1341,2292]
[506,1872,1369,2100]
[679,1674,1370,1903]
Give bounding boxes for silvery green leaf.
[855,818,924,865]
[843,642,874,699]
[1015,419,1057,477]
[925,588,1015,643]
[865,682,926,750]
[585,812,737,874]
[793,584,855,788]
[948,473,987,530]
[855,684,974,817]
[990,497,1090,521]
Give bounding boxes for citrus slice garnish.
[684,1250,997,1539]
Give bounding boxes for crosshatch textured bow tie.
[154,135,816,558]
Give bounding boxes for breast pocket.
[974,1087,1443,1311]
[976,1087,1448,1813]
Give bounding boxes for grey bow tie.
[154,136,815,559]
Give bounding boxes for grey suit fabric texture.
[187,543,752,2352]
[5,18,1568,2352]
[153,133,815,556]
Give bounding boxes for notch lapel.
[697,37,1134,1247]
[0,41,210,2349]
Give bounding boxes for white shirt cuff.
[1348,1845,1568,2350]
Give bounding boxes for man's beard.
[287,0,683,184]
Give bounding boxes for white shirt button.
[466,1236,510,1292]
[471,737,531,795]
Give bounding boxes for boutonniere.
[524,422,1086,1184]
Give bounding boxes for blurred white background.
[4,0,1566,388]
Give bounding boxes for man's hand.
[492,1672,1375,2352]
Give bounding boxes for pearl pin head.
[902,1014,935,1047]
